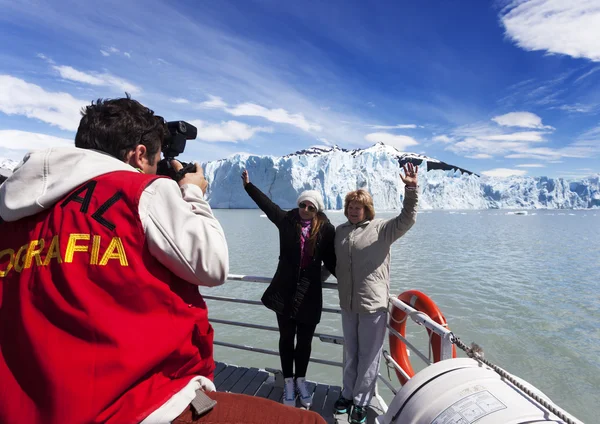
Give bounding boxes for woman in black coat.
[241,170,336,409]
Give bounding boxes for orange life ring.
[388,290,456,385]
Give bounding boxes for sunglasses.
[298,202,317,213]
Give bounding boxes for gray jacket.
[335,188,418,313]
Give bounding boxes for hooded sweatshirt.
[0,147,228,286]
[0,147,229,423]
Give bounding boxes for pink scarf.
[299,219,312,268]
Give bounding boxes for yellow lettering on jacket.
[99,237,128,266]
[43,236,63,266]
[24,239,45,269]
[64,234,90,263]
[90,235,101,265]
[13,244,29,273]
[0,248,15,277]
[1,233,129,278]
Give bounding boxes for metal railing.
[207,274,584,424]
[205,274,456,398]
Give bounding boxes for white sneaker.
[296,377,313,408]
[283,377,296,406]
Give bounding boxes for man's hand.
[400,162,418,188]
[241,169,250,187]
[171,160,208,194]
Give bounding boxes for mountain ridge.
[1,145,599,209]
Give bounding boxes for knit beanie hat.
[296,190,325,212]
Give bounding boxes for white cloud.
[317,137,332,146]
[491,112,553,129]
[198,95,227,109]
[0,75,87,131]
[188,120,273,143]
[482,168,528,178]
[193,95,323,133]
[99,48,131,59]
[578,125,600,140]
[364,132,418,150]
[432,135,452,143]
[369,124,417,129]
[449,137,524,156]
[484,131,546,142]
[0,130,72,150]
[53,65,141,94]
[226,103,322,132]
[504,142,598,160]
[444,119,581,160]
[575,66,600,82]
[36,53,55,64]
[556,103,596,113]
[366,102,375,107]
[466,153,493,159]
[500,0,600,62]
[170,98,190,104]
[516,163,546,168]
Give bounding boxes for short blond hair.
[344,189,375,221]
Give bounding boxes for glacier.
[203,143,600,210]
[1,144,599,209]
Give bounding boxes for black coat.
[245,183,336,325]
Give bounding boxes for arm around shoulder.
[140,178,229,287]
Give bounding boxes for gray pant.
[341,308,388,407]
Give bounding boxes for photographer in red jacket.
[0,96,324,424]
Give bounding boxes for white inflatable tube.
[376,358,583,424]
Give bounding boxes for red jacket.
[0,171,215,424]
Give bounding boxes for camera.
[157,121,198,182]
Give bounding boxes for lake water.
[203,209,600,423]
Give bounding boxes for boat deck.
[214,362,385,424]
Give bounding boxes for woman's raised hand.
[241,169,250,187]
[400,163,418,188]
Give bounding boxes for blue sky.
[0,0,599,178]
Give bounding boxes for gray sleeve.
[377,188,418,244]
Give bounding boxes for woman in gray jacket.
[333,163,419,424]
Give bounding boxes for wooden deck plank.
[255,381,274,398]
[211,362,382,423]
[213,362,227,378]
[322,385,341,424]
[309,383,329,417]
[230,367,260,394]
[268,386,283,402]
[242,370,269,396]
[218,366,250,392]
[213,365,237,388]
[306,381,317,396]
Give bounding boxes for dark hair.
[75,94,166,165]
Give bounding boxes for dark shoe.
[350,405,367,424]
[333,396,353,415]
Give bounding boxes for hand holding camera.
[157,121,199,181]
[171,160,208,194]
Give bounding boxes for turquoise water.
[204,209,600,423]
